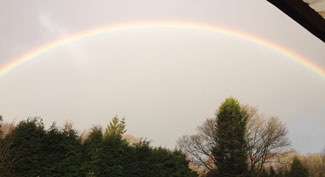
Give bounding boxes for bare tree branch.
[177,105,290,174]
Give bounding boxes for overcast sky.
[0,0,324,154]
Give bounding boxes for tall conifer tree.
[212,97,248,177]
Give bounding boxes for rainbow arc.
[0,21,324,78]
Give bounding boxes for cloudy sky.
[0,0,324,154]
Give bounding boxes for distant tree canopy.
[0,116,197,177]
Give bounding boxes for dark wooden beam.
[267,0,325,43]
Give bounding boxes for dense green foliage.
[0,117,197,177]
[2,118,83,177]
[211,97,249,177]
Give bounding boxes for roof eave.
[267,0,325,43]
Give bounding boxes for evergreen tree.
[289,157,309,177]
[127,141,197,177]
[212,97,249,177]
[104,116,126,137]
[43,123,83,176]
[6,118,47,177]
[101,117,129,176]
[102,133,129,176]
[82,127,105,177]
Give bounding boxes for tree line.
[0,116,197,177]
[1,97,324,177]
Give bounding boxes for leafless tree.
[305,153,325,177]
[177,105,290,174]
[244,105,290,172]
[177,118,217,171]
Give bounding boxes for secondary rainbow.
[0,21,324,78]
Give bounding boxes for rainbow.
[0,21,324,78]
